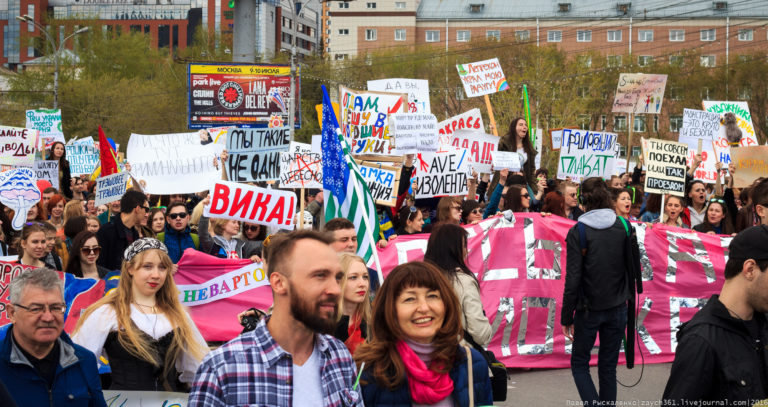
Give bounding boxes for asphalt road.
[498,363,672,406]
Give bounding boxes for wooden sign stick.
[299,187,305,229]
[484,94,499,138]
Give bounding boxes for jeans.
[570,304,627,407]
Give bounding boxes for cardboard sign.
[612,73,668,114]
[368,78,431,114]
[339,86,408,156]
[127,132,221,194]
[0,168,40,230]
[33,160,59,190]
[550,128,564,150]
[0,126,39,168]
[390,113,439,154]
[448,129,499,174]
[358,162,400,207]
[730,146,768,188]
[289,141,312,154]
[279,152,323,189]
[66,143,100,176]
[680,108,720,141]
[26,109,64,146]
[456,58,509,98]
[94,172,130,206]
[642,138,688,196]
[556,129,618,181]
[103,390,188,407]
[225,127,292,182]
[491,151,521,171]
[414,149,470,199]
[204,180,296,230]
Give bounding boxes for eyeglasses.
[168,212,188,220]
[243,225,260,232]
[521,194,530,199]
[81,246,101,256]
[471,208,483,214]
[13,303,66,315]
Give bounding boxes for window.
[619,146,627,157]
[738,29,753,41]
[653,116,659,132]
[700,55,715,67]
[577,30,592,42]
[547,30,562,42]
[578,86,589,98]
[457,30,470,42]
[486,30,500,41]
[670,116,683,132]
[395,1,406,9]
[700,29,715,41]
[455,87,466,100]
[514,30,530,41]
[670,55,684,66]
[614,116,627,131]
[578,115,590,128]
[607,30,622,42]
[339,2,349,8]
[638,30,653,42]
[334,54,348,60]
[365,29,377,41]
[601,115,607,130]
[638,55,653,66]
[366,2,376,8]
[669,29,685,42]
[607,55,622,67]
[633,116,646,132]
[469,3,484,12]
[426,30,440,42]
[338,29,349,35]
[27,5,35,32]
[738,88,752,100]
[631,146,642,157]
[668,87,682,101]
[738,54,750,63]
[395,28,406,41]
[577,55,592,67]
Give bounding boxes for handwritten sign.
[456,58,509,98]
[448,129,499,174]
[33,160,59,190]
[612,73,667,114]
[0,262,33,325]
[730,146,768,188]
[642,138,688,196]
[0,126,39,168]
[279,152,323,189]
[680,108,721,141]
[556,129,618,181]
[289,141,312,154]
[550,128,563,150]
[26,109,64,146]
[204,180,296,230]
[491,151,521,171]
[66,143,99,176]
[0,168,40,230]
[103,390,188,407]
[414,149,470,199]
[225,127,292,182]
[94,172,129,207]
[390,113,439,154]
[339,86,407,156]
[368,78,431,113]
[358,162,400,207]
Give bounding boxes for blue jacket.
[157,226,199,263]
[360,346,492,407]
[0,325,107,407]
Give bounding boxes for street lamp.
[15,14,89,109]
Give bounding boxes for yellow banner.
[189,64,290,76]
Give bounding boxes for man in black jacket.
[663,225,768,404]
[96,189,148,271]
[561,177,642,407]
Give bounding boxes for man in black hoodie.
[561,177,642,407]
[663,225,768,404]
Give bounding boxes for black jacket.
[96,215,139,271]
[663,295,768,404]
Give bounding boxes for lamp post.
[16,15,89,109]
[283,0,320,131]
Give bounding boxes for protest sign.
[390,113,439,154]
[437,108,484,139]
[225,127,292,182]
[127,132,221,194]
[680,108,720,142]
[0,262,34,325]
[289,141,312,154]
[279,152,323,188]
[339,86,407,156]
[642,138,688,196]
[414,149,470,199]
[26,109,64,146]
[66,143,99,176]
[94,172,130,206]
[0,168,40,230]
[556,129,618,181]
[358,162,400,207]
[730,146,768,188]
[549,128,564,150]
[0,126,39,168]
[612,73,668,114]
[104,390,188,407]
[204,180,295,230]
[491,151,521,171]
[368,78,431,114]
[33,160,59,189]
[448,129,498,174]
[311,135,322,153]
[456,58,509,98]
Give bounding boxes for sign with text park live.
[187,63,300,129]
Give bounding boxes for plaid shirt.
[188,317,363,407]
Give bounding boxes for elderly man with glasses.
[0,267,106,407]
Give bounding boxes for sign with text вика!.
[556,129,618,181]
[204,180,296,230]
[368,78,431,114]
[339,86,408,156]
[187,63,300,129]
[456,58,509,98]
[226,127,292,182]
[642,137,688,197]
[612,73,667,114]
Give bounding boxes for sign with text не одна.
[612,73,667,114]
[556,129,618,181]
[339,86,408,156]
[368,78,431,114]
[456,58,509,98]
[642,137,688,197]
[226,127,292,182]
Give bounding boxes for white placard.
[204,181,296,230]
[491,151,521,171]
[390,113,439,154]
[556,129,618,181]
[414,149,470,199]
[368,78,431,113]
[456,58,509,98]
[33,160,59,189]
[95,172,130,206]
[680,108,720,141]
[446,129,499,174]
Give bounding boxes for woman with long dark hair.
[64,230,111,279]
[395,205,425,235]
[693,198,736,235]
[493,117,539,194]
[502,184,532,213]
[47,141,73,199]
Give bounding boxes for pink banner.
[377,213,731,368]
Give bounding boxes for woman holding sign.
[46,142,73,199]
[493,118,539,194]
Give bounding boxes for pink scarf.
[395,340,454,404]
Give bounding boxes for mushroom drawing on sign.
[0,168,41,230]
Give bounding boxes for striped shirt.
[187,317,363,407]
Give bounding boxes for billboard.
[187,63,300,129]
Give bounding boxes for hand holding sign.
[491,151,522,172]
[0,168,40,230]
[390,113,439,154]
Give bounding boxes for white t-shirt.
[688,205,706,228]
[292,344,323,406]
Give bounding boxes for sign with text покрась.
[642,138,688,197]
[556,129,618,181]
[226,127,292,183]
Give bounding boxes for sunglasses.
[521,194,530,199]
[244,225,260,232]
[452,206,462,211]
[81,246,101,256]
[168,212,188,220]
[140,205,150,212]
[471,208,483,214]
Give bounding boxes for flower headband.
[124,238,168,262]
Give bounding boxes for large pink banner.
[377,213,731,368]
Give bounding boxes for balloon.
[36,179,52,192]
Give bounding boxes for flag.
[321,85,380,262]
[98,125,119,177]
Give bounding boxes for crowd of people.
[0,120,767,407]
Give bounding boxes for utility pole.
[233,0,257,63]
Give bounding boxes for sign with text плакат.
[390,113,439,154]
[95,172,130,206]
[279,152,322,189]
[204,180,296,230]
[339,86,407,156]
[368,78,431,114]
[414,149,470,199]
[357,162,400,207]
[456,58,509,98]
[556,129,618,181]
[226,127,292,182]
[612,73,667,114]
[642,137,688,197]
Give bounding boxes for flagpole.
[347,159,384,284]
